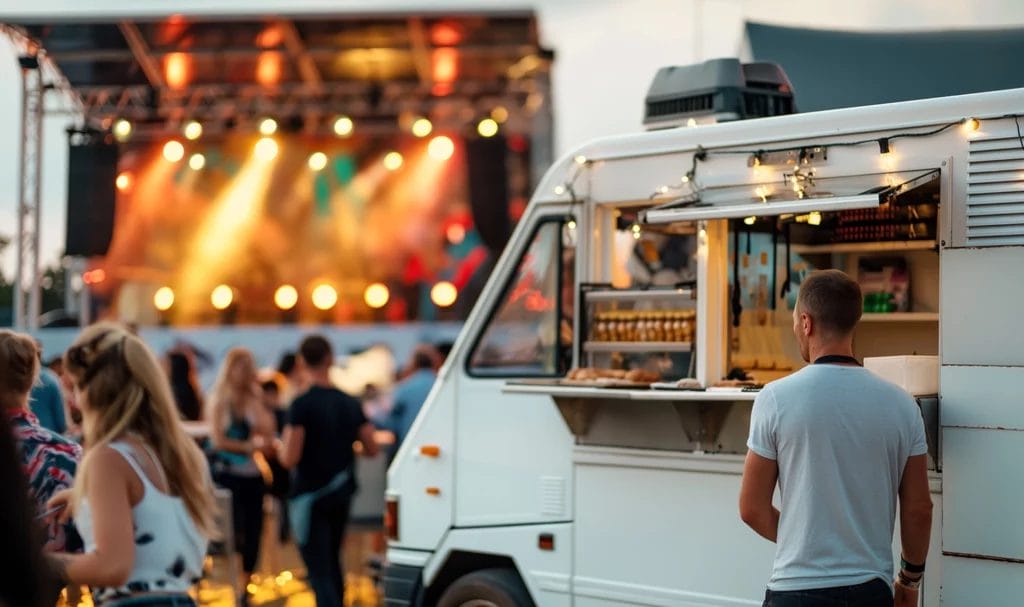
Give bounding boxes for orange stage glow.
[257,51,282,86]
[257,25,283,48]
[430,21,463,46]
[431,47,458,87]
[164,52,191,90]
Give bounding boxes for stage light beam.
[211,285,233,310]
[274,285,299,310]
[154,287,175,311]
[428,135,455,161]
[312,284,338,310]
[163,140,185,162]
[431,281,458,307]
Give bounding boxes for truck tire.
[437,568,534,607]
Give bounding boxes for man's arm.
[739,450,780,542]
[899,454,932,564]
[277,425,304,470]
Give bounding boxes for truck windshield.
[468,219,575,376]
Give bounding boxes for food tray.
[650,382,705,391]
[560,378,652,389]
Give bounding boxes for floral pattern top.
[7,408,83,552]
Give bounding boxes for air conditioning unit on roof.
[643,58,796,130]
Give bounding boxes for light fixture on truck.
[385,496,399,541]
[641,169,939,224]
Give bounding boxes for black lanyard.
[813,354,861,366]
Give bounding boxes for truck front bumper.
[382,562,424,607]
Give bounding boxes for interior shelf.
[860,312,939,322]
[583,288,695,302]
[583,341,692,353]
[792,240,937,254]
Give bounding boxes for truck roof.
[536,86,1024,205]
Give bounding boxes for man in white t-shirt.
[739,269,933,607]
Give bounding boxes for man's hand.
[894,580,919,607]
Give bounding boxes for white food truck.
[382,73,1024,606]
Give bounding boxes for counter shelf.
[505,380,755,451]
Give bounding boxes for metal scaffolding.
[14,54,44,331]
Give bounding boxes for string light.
[308,152,328,171]
[311,284,338,310]
[428,135,455,160]
[384,151,404,171]
[364,283,390,309]
[743,216,756,226]
[567,220,577,230]
[333,116,354,137]
[113,119,132,142]
[163,140,185,162]
[412,118,433,138]
[274,285,298,310]
[686,118,697,127]
[631,223,642,240]
[808,211,823,226]
[574,155,587,165]
[430,281,458,307]
[259,118,278,136]
[183,120,203,140]
[963,117,981,133]
[211,285,233,310]
[153,287,174,311]
[477,118,499,138]
[554,185,566,196]
[255,137,278,161]
[491,106,509,123]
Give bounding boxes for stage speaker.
[466,136,510,252]
[65,140,118,257]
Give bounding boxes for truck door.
[455,215,577,527]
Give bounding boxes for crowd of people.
[0,323,445,607]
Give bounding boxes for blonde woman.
[47,323,216,607]
[207,347,275,605]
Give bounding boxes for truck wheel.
[437,568,534,607]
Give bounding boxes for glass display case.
[578,284,697,380]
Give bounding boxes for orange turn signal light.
[420,445,441,457]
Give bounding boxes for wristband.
[900,556,926,574]
[896,570,922,590]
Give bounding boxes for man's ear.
[801,312,813,337]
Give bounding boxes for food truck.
[382,67,1024,605]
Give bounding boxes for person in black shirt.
[277,335,378,607]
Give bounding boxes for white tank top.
[76,441,208,603]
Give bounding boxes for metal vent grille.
[539,476,566,517]
[966,136,1024,247]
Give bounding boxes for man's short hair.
[277,352,297,376]
[797,270,863,336]
[299,335,332,368]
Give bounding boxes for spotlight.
[255,137,278,161]
[153,287,175,311]
[364,283,390,309]
[163,140,185,162]
[964,117,981,133]
[428,135,455,160]
[188,153,206,170]
[113,119,132,142]
[259,117,278,136]
[446,223,466,245]
[308,152,328,171]
[491,106,509,124]
[211,285,233,310]
[333,116,354,137]
[311,284,338,310]
[477,118,499,138]
[384,151,404,171]
[274,285,299,310]
[412,118,433,138]
[430,281,458,308]
[183,120,203,140]
[115,171,132,192]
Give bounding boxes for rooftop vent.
[643,58,796,130]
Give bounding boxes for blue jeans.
[296,487,353,607]
[102,595,196,607]
[763,578,892,607]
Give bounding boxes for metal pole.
[14,56,33,329]
[28,68,44,330]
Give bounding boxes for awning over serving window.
[641,168,939,225]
